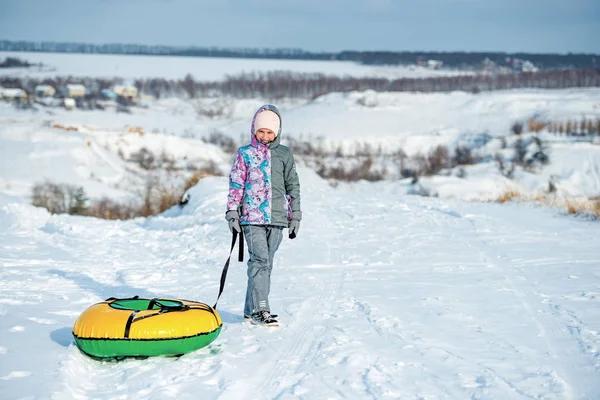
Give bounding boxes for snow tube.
[72,296,222,359]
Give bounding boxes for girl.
[225,105,302,326]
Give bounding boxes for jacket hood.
[251,104,282,148]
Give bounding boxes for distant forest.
[0,40,598,70]
[2,69,598,101]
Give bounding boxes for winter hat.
[254,110,280,136]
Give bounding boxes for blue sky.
[0,0,598,53]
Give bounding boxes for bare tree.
[181,74,196,98]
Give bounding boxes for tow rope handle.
[213,229,244,309]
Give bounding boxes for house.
[113,85,138,99]
[521,60,538,73]
[100,89,118,100]
[427,60,443,70]
[506,57,539,73]
[35,84,56,97]
[61,84,86,98]
[0,87,27,101]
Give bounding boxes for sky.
[0,0,599,54]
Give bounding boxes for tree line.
[2,69,598,101]
[337,51,598,69]
[1,40,598,69]
[143,69,600,99]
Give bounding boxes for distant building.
[506,57,538,73]
[482,58,496,68]
[35,84,56,97]
[521,60,538,72]
[0,87,27,101]
[427,60,443,70]
[480,57,499,73]
[61,84,86,98]
[113,85,138,99]
[100,89,118,100]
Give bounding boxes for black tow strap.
[124,311,140,338]
[213,229,244,309]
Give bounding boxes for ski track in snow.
[413,204,599,399]
[1,174,599,399]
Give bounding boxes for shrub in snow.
[32,182,88,215]
[530,136,550,166]
[194,99,231,119]
[315,157,385,182]
[493,187,524,203]
[87,198,140,220]
[130,147,156,170]
[513,139,528,166]
[511,122,523,135]
[31,169,221,220]
[425,145,450,175]
[203,130,237,153]
[495,153,515,179]
[285,137,326,157]
[527,119,546,133]
[453,146,477,166]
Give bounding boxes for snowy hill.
[0,103,231,201]
[223,89,599,154]
[0,169,599,399]
[1,54,600,398]
[2,88,599,203]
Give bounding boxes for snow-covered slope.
[2,87,599,202]
[227,89,599,154]
[0,104,231,200]
[411,137,600,200]
[224,89,600,200]
[0,169,598,399]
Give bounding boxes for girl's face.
[256,128,276,144]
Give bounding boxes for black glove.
[225,210,241,234]
[288,211,302,239]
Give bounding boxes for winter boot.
[250,311,279,326]
[245,312,278,320]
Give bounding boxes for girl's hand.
[225,210,241,234]
[289,220,300,239]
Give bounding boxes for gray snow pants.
[242,225,284,316]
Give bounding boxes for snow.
[1,53,600,398]
[0,51,471,80]
[0,105,231,201]
[518,142,600,196]
[2,87,599,203]
[0,169,599,399]
[253,89,600,147]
